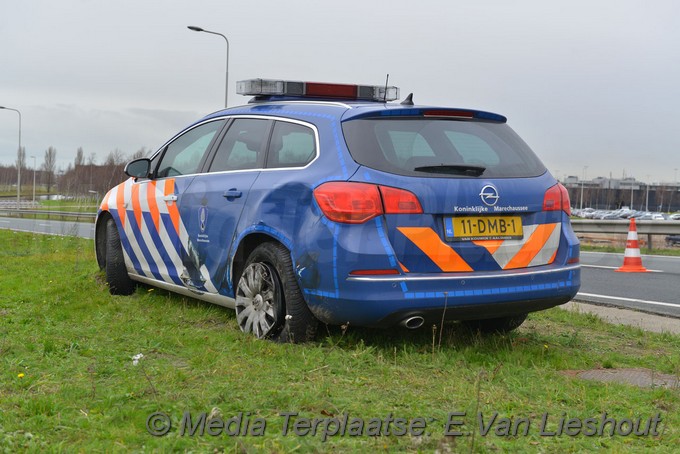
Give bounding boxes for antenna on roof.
[401,93,414,106]
[384,74,389,102]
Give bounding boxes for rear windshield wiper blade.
[413,164,486,176]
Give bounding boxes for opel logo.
[480,185,499,206]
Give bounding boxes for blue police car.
[95,78,580,342]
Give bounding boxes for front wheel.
[105,218,136,295]
[235,242,317,342]
[461,313,528,334]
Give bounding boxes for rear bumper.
[302,264,580,327]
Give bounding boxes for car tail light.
[314,182,423,224]
[379,186,423,214]
[543,183,571,215]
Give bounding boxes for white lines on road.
[0,220,9,224]
[577,292,680,309]
[581,264,664,273]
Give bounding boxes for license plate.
[445,216,523,241]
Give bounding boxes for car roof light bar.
[237,78,399,102]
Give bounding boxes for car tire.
[462,313,528,334]
[105,218,136,295]
[235,242,318,343]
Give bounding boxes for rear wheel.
[462,313,527,334]
[235,242,317,342]
[105,218,136,295]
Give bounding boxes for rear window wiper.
[413,164,486,177]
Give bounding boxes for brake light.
[313,182,423,224]
[424,109,474,119]
[379,186,423,214]
[543,183,571,215]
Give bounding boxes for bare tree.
[16,146,26,167]
[104,148,126,166]
[43,146,57,194]
[74,147,84,167]
[129,147,147,160]
[16,146,26,191]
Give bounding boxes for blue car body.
[96,80,580,337]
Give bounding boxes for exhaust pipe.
[400,316,425,330]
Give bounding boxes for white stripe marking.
[581,264,663,273]
[577,292,680,308]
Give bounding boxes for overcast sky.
[1,0,679,183]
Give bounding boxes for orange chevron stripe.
[100,189,111,212]
[131,183,142,229]
[147,181,160,232]
[116,182,126,227]
[398,227,473,272]
[504,223,557,270]
[472,239,505,255]
[164,179,180,235]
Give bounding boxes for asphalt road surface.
[578,251,680,318]
[0,216,95,239]
[2,216,679,319]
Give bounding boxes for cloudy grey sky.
[1,0,679,183]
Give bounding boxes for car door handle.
[223,189,242,199]
[163,194,177,202]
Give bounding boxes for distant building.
[561,175,680,211]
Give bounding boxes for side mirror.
[124,158,151,179]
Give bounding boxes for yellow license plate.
[449,216,523,241]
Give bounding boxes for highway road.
[0,216,95,239]
[578,251,680,318]
[2,216,679,319]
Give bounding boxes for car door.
[177,117,272,294]
[125,119,225,287]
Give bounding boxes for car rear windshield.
[342,118,546,178]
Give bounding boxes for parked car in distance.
[666,235,680,246]
[95,78,580,342]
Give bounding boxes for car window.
[444,131,500,166]
[387,131,435,167]
[208,118,270,172]
[156,120,224,178]
[342,118,546,178]
[266,121,316,168]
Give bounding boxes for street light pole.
[645,175,650,212]
[31,155,36,204]
[630,179,634,208]
[188,25,230,108]
[579,165,588,210]
[0,106,22,209]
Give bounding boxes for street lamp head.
[188,26,204,32]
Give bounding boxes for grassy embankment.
[0,230,678,452]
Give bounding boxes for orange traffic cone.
[615,218,648,273]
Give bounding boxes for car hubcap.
[235,262,279,338]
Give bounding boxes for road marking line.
[582,251,680,261]
[581,264,663,273]
[577,292,680,308]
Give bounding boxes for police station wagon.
[95,78,580,342]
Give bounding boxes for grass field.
[0,229,678,452]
